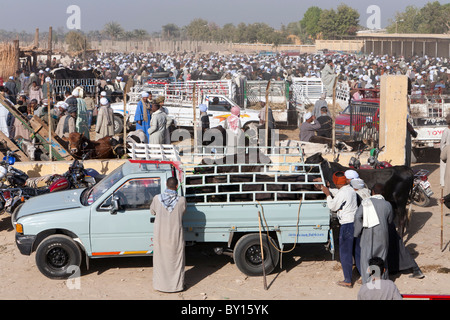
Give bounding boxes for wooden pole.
[47,82,52,161]
[258,211,268,290]
[442,187,444,250]
[34,28,39,48]
[265,80,271,149]
[47,27,52,68]
[331,77,338,158]
[123,79,132,155]
[193,84,198,153]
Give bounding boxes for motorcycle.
[349,146,393,170]
[410,169,433,207]
[0,155,101,215]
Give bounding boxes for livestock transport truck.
[13,148,334,279]
[110,80,296,135]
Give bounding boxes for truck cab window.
[99,178,161,211]
[208,97,232,112]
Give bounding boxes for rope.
[256,199,302,254]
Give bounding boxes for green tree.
[162,23,180,39]
[185,19,210,41]
[300,6,323,39]
[220,23,237,42]
[318,9,338,39]
[387,2,450,34]
[317,4,359,39]
[417,1,450,34]
[132,29,149,40]
[335,4,360,36]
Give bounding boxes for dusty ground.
[0,131,449,301]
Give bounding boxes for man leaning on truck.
[321,171,359,288]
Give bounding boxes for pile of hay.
[0,43,19,81]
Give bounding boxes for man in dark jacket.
[316,106,333,138]
[4,76,18,104]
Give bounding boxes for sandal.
[337,281,353,288]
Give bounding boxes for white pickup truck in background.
[110,80,261,134]
[410,94,450,157]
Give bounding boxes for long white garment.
[150,195,186,293]
[440,128,450,187]
[0,106,10,138]
[361,195,384,228]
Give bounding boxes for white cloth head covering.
[141,92,149,98]
[304,112,312,121]
[100,97,109,106]
[345,170,359,180]
[199,104,208,112]
[350,178,365,190]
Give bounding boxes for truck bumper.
[15,234,36,256]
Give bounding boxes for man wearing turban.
[321,171,359,288]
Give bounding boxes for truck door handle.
[150,217,155,223]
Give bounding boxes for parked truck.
[409,94,450,156]
[111,80,261,135]
[13,149,333,279]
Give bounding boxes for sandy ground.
[0,130,449,302]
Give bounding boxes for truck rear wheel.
[233,233,279,277]
[35,234,82,280]
[113,114,124,135]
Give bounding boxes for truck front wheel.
[233,233,279,277]
[35,235,82,280]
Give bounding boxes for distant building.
[356,32,450,57]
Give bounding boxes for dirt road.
[0,158,449,301]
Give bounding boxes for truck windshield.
[83,165,124,206]
[342,103,378,115]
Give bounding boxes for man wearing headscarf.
[96,98,114,139]
[299,112,321,142]
[135,92,152,142]
[224,106,244,153]
[198,104,209,133]
[354,183,394,284]
[55,104,77,139]
[148,97,167,144]
[321,60,338,97]
[72,89,90,138]
[321,171,359,288]
[150,177,187,293]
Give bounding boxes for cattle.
[65,132,124,160]
[50,67,102,80]
[305,152,414,238]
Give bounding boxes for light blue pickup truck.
[13,157,333,279]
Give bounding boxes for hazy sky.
[3,0,447,33]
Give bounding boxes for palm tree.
[102,22,124,40]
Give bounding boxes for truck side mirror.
[110,195,120,214]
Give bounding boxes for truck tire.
[113,114,124,135]
[233,233,279,277]
[35,234,82,280]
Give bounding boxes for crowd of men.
[0,50,448,147]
